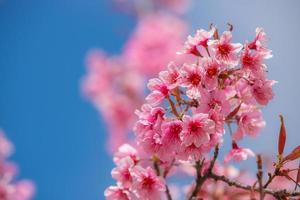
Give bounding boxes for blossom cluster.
[104,144,166,200]
[103,26,284,200]
[82,14,188,151]
[134,26,275,163]
[0,130,35,200]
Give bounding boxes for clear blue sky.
[1,0,300,200]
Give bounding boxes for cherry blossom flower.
[105,185,137,200]
[224,142,255,163]
[233,108,266,140]
[113,144,139,165]
[209,31,242,67]
[248,27,273,59]
[181,114,215,148]
[124,14,187,76]
[161,120,183,151]
[197,89,230,115]
[0,131,13,159]
[0,131,35,200]
[251,79,276,105]
[180,27,215,56]
[146,78,169,106]
[180,64,204,99]
[111,157,135,188]
[131,166,165,200]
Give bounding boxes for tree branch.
[210,173,300,198]
[188,145,219,200]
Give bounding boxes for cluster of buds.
[82,14,188,151]
[0,130,35,200]
[104,26,300,200]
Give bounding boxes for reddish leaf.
[278,115,286,155]
[283,146,300,162]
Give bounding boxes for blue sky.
[0,0,300,200]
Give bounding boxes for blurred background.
[0,0,299,200]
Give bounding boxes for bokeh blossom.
[0,130,35,200]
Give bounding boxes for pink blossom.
[181,113,215,147]
[111,158,134,188]
[248,27,272,59]
[209,31,242,67]
[202,58,223,90]
[146,78,169,106]
[131,166,165,200]
[233,108,266,140]
[134,104,165,137]
[180,64,204,99]
[251,79,276,105]
[180,28,215,56]
[158,62,181,89]
[224,143,255,163]
[197,89,230,115]
[105,185,137,200]
[0,131,13,159]
[113,144,139,165]
[124,14,187,76]
[241,47,265,77]
[161,120,183,151]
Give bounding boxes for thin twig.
[188,145,219,200]
[256,155,264,200]
[210,173,300,198]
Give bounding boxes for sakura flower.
[209,31,242,67]
[251,78,276,105]
[241,47,265,77]
[158,62,181,89]
[161,120,183,151]
[105,185,137,200]
[248,27,272,59]
[134,104,165,136]
[0,131,13,159]
[233,108,266,140]
[111,157,135,188]
[181,113,215,148]
[131,166,165,200]
[197,89,230,116]
[202,58,222,90]
[124,14,187,76]
[113,144,139,165]
[146,78,169,106]
[180,64,204,99]
[224,142,255,163]
[180,28,215,56]
[178,143,204,161]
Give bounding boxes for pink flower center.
[170,124,183,135]
[188,73,201,86]
[190,121,202,133]
[206,67,218,78]
[242,53,256,67]
[141,176,155,189]
[218,44,231,57]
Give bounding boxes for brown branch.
[166,95,180,119]
[153,158,173,200]
[165,184,172,200]
[210,173,300,198]
[256,155,264,200]
[188,145,219,200]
